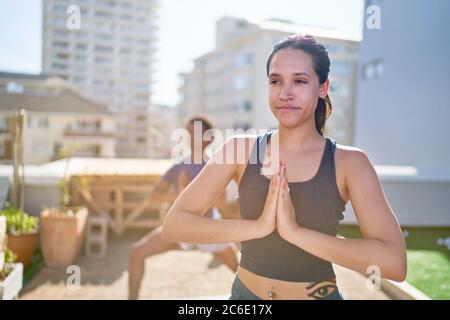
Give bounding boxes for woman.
[162,35,407,300]
[128,116,238,300]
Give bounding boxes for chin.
[276,116,303,129]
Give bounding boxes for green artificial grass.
[337,225,450,300]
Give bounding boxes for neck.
[190,148,206,163]
[276,121,323,152]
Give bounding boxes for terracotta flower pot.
[5,233,38,269]
[40,207,88,268]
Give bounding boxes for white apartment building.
[0,72,116,165]
[42,0,159,158]
[178,16,361,145]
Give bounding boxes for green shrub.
[0,203,39,235]
[0,248,17,281]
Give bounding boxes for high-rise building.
[42,0,159,158]
[179,16,361,145]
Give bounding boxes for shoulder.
[334,142,375,179]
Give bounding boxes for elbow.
[161,221,176,242]
[386,255,408,282]
[390,262,407,282]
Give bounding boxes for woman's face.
[268,48,329,129]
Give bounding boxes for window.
[137,61,149,68]
[73,76,86,84]
[94,56,113,64]
[234,100,252,112]
[0,117,8,131]
[39,118,49,128]
[363,59,384,80]
[53,41,69,49]
[95,10,112,18]
[137,38,149,46]
[233,122,251,131]
[75,31,88,39]
[57,53,70,60]
[96,33,113,41]
[331,61,351,76]
[120,48,131,55]
[53,29,69,37]
[28,116,49,129]
[51,62,67,70]
[94,45,113,53]
[121,2,133,10]
[329,83,350,98]
[52,4,66,13]
[73,119,100,132]
[75,43,88,50]
[74,54,87,61]
[234,52,252,68]
[233,75,249,91]
[121,14,132,21]
[325,44,341,54]
[32,142,49,155]
[6,81,24,94]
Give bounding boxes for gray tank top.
[238,131,347,282]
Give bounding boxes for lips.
[276,105,301,112]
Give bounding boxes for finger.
[279,175,285,199]
[269,175,280,198]
[278,160,282,177]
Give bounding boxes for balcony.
[64,125,114,138]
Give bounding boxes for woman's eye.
[307,285,337,300]
[269,80,280,85]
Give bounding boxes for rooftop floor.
[19,230,390,300]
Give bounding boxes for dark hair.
[186,115,214,131]
[266,34,332,136]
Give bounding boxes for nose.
[278,83,294,100]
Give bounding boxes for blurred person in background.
[128,116,239,300]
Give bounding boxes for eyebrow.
[269,72,310,77]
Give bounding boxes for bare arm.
[161,137,279,244]
[279,149,407,282]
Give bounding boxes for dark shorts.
[229,276,345,300]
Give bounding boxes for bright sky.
[0,0,364,107]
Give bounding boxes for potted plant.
[0,248,23,300]
[39,177,88,268]
[0,203,39,269]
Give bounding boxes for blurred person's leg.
[128,226,179,300]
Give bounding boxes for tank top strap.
[249,131,273,166]
[326,137,338,180]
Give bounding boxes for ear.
[319,79,330,99]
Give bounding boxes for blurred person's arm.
[144,164,186,205]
